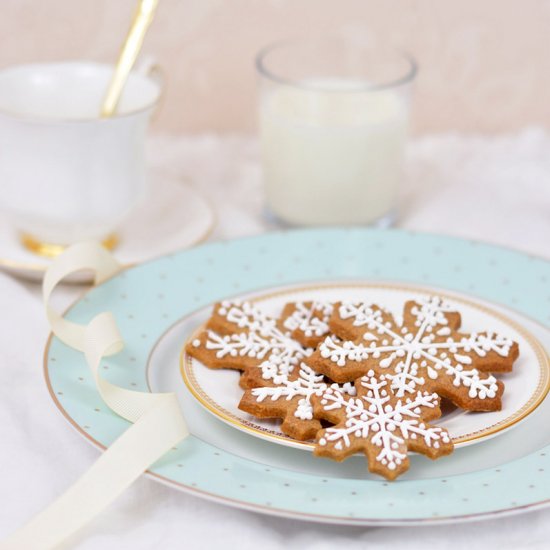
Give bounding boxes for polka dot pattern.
[46,228,550,525]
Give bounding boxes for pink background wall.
[1,0,548,134]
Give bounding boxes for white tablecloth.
[1,128,550,549]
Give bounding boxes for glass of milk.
[257,37,416,226]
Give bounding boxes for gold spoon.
[100,0,159,118]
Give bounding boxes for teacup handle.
[135,55,165,118]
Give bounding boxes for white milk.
[260,80,409,226]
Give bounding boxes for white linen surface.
[1,129,550,549]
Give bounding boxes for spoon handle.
[100,0,159,118]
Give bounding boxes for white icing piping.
[320,297,510,399]
[251,363,355,420]
[282,301,333,338]
[200,301,308,374]
[318,371,450,470]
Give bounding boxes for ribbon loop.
[1,242,189,550]
[43,241,123,352]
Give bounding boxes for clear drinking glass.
[256,36,416,227]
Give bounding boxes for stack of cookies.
[186,297,519,480]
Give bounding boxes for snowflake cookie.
[308,297,519,411]
[185,300,309,388]
[239,361,355,440]
[311,371,453,480]
[278,301,334,347]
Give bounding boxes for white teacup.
[0,61,162,252]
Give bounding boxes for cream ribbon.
[1,242,189,549]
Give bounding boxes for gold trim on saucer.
[0,183,216,277]
[180,282,550,450]
[20,232,118,259]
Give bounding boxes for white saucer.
[0,175,215,281]
[181,283,550,451]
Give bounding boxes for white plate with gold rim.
[181,283,550,452]
[0,175,215,281]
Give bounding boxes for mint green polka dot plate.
[45,228,550,525]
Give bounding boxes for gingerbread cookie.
[308,296,519,411]
[311,370,453,480]
[185,300,309,388]
[239,361,355,440]
[279,301,333,347]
